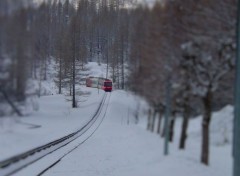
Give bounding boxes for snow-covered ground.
[0,88,105,161]
[0,62,233,176]
[40,90,233,176]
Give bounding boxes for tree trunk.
[44,57,47,80]
[72,60,76,108]
[71,17,77,108]
[72,40,76,108]
[161,124,165,137]
[179,98,190,149]
[16,45,26,102]
[69,80,72,96]
[106,40,109,79]
[1,90,23,117]
[169,112,176,142]
[121,35,124,89]
[147,109,152,131]
[58,36,63,94]
[157,112,162,134]
[201,91,212,165]
[112,66,115,83]
[58,57,62,94]
[117,56,120,89]
[151,109,157,132]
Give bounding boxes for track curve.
[0,93,108,176]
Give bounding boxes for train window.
[104,82,112,87]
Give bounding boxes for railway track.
[0,93,109,176]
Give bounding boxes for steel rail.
[37,93,111,176]
[0,93,107,176]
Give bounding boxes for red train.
[86,77,112,92]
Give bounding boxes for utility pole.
[233,1,240,176]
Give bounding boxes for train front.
[103,80,112,92]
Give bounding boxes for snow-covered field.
[0,62,233,176]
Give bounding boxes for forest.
[0,0,237,166]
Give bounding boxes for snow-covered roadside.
[0,87,105,161]
[43,90,233,176]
